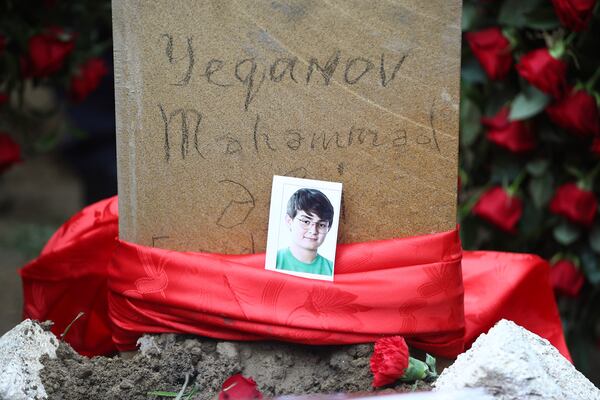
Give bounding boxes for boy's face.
[285,210,330,251]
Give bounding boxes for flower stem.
[507,171,527,197]
[586,68,600,91]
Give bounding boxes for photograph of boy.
[276,188,334,276]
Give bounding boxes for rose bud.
[552,0,597,32]
[550,259,585,297]
[21,27,75,78]
[549,182,598,226]
[516,48,567,98]
[591,138,600,155]
[546,88,600,137]
[473,186,523,233]
[69,58,109,102]
[481,107,536,153]
[465,27,513,81]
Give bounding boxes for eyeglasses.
[295,217,330,233]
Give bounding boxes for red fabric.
[20,196,570,361]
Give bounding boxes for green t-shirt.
[276,248,333,276]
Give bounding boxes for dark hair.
[286,188,334,227]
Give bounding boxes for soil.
[40,334,432,400]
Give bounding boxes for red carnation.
[0,34,6,54]
[481,107,536,152]
[465,27,513,81]
[550,259,585,297]
[473,186,523,233]
[0,92,8,105]
[0,133,22,174]
[516,48,567,98]
[21,28,74,78]
[549,182,597,226]
[218,374,262,400]
[546,88,600,136]
[552,0,597,31]
[69,58,109,102]
[370,336,410,387]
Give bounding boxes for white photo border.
[265,175,343,281]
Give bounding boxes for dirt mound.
[41,334,431,399]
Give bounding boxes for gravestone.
[112,0,462,253]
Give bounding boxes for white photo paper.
[265,176,342,281]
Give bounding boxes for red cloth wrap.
[20,196,569,360]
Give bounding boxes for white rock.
[136,334,161,356]
[0,319,59,400]
[434,319,600,400]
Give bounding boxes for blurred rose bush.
[0,1,111,169]
[460,0,600,374]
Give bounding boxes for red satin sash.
[19,196,569,360]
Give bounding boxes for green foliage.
[461,0,600,378]
[0,1,111,156]
[509,86,550,121]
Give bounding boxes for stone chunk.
[434,319,600,400]
[0,319,59,400]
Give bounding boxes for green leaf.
[528,174,554,208]
[498,0,544,27]
[34,130,62,153]
[520,201,544,237]
[580,247,600,285]
[400,357,429,382]
[509,86,550,121]
[147,391,179,397]
[526,159,549,177]
[460,97,482,147]
[589,224,600,253]
[524,7,561,30]
[459,216,480,249]
[462,2,478,32]
[490,156,522,184]
[461,58,487,84]
[553,222,581,245]
[425,354,438,376]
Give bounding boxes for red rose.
[21,28,74,78]
[0,34,6,54]
[592,137,600,155]
[69,58,109,102]
[465,27,513,81]
[473,186,523,233]
[546,88,600,137]
[0,92,8,105]
[218,374,262,400]
[516,48,567,98]
[552,0,597,31]
[370,336,410,387]
[481,107,536,152]
[550,260,585,297]
[0,133,22,174]
[549,182,597,226]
